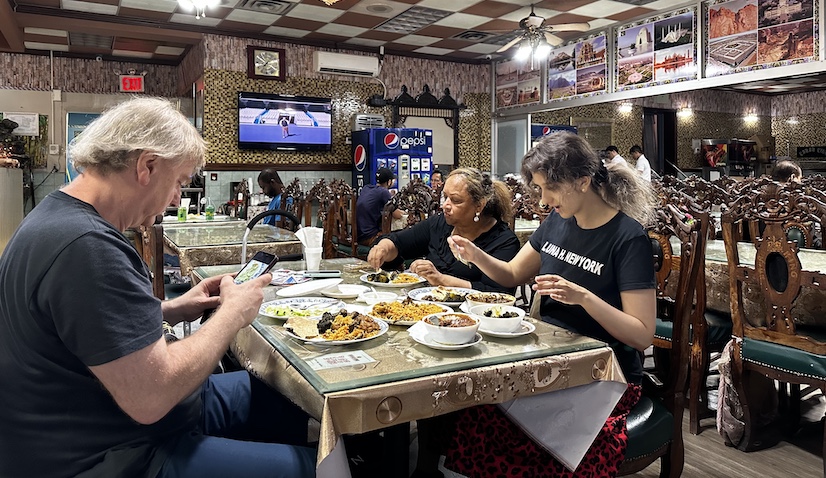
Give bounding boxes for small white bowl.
[465,292,516,310]
[421,312,480,345]
[469,304,525,333]
[359,291,398,306]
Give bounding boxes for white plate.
[359,272,427,288]
[367,301,454,326]
[259,297,345,319]
[282,316,389,345]
[407,286,477,307]
[407,321,483,350]
[320,284,370,299]
[479,320,536,338]
[276,278,343,298]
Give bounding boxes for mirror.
[570,117,614,150]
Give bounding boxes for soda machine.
[352,128,433,195]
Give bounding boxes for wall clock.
[247,46,285,81]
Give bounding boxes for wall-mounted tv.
[238,92,332,152]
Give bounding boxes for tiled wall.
[532,88,773,169]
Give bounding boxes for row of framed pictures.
[495,0,818,109]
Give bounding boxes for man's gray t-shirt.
[0,191,200,477]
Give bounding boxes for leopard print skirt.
[443,383,641,478]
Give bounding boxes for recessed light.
[367,4,393,14]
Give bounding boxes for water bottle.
[205,198,215,221]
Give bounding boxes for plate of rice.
[283,309,388,345]
[368,297,453,326]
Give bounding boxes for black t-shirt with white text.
[529,210,654,383]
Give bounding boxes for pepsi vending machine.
[352,128,433,195]
[531,124,577,146]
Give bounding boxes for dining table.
[163,220,301,277]
[191,258,628,478]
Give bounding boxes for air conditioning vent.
[352,114,385,131]
[313,51,380,77]
[236,0,297,15]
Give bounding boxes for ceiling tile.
[217,20,269,32]
[415,0,484,13]
[285,4,345,23]
[224,9,280,25]
[113,37,159,52]
[544,12,593,24]
[569,0,635,18]
[607,6,655,21]
[461,1,522,17]
[272,16,325,30]
[534,0,592,11]
[459,43,501,54]
[414,45,454,55]
[25,41,70,51]
[111,49,153,58]
[120,0,178,13]
[303,31,349,42]
[23,27,68,37]
[169,13,223,26]
[155,45,185,55]
[433,12,489,29]
[393,34,441,46]
[357,30,405,41]
[346,0,413,18]
[118,7,174,21]
[428,38,473,50]
[61,0,118,15]
[263,25,310,37]
[24,33,70,44]
[315,23,368,37]
[500,6,560,22]
[417,25,466,39]
[343,37,386,47]
[334,12,386,29]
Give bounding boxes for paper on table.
[296,227,324,248]
[497,380,627,472]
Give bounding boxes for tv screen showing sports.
[238,92,332,152]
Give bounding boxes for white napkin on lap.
[497,380,627,472]
[296,227,323,248]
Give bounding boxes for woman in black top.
[367,167,519,293]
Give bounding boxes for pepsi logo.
[542,126,551,136]
[384,133,400,149]
[353,145,366,171]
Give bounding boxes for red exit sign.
[119,75,145,93]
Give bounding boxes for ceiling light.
[514,42,532,62]
[178,0,221,19]
[534,40,552,60]
[618,102,633,113]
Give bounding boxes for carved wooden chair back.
[268,178,303,231]
[302,179,333,229]
[326,179,361,259]
[619,190,708,477]
[720,180,826,457]
[381,177,439,234]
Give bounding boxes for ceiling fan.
[496,5,591,55]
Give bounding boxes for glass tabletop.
[164,222,299,248]
[194,259,606,395]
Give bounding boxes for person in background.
[430,169,444,191]
[0,98,316,478]
[258,168,292,226]
[605,145,628,167]
[356,167,403,246]
[367,167,520,293]
[0,156,18,167]
[629,144,652,182]
[771,159,802,183]
[279,116,290,138]
[444,131,657,477]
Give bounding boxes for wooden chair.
[720,181,826,473]
[380,177,439,235]
[326,179,367,259]
[301,179,333,229]
[138,222,165,300]
[269,178,303,232]
[618,198,708,477]
[650,180,732,435]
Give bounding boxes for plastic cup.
[304,247,323,271]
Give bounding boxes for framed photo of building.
[616,7,697,92]
[547,33,607,102]
[705,0,816,78]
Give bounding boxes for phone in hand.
[303,270,342,279]
[234,251,279,284]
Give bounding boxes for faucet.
[241,209,302,264]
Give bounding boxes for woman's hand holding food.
[448,235,481,265]
[410,259,445,285]
[533,274,590,306]
[367,238,396,269]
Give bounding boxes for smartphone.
[303,270,342,279]
[234,251,279,284]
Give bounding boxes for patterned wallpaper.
[531,88,776,169]
[0,52,179,96]
[202,34,489,105]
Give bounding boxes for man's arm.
[89,273,271,425]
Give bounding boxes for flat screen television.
[238,92,332,152]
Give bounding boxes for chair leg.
[688,341,707,435]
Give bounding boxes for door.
[494,116,530,178]
[643,108,676,178]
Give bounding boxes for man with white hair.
[0,97,316,478]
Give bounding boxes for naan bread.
[284,316,320,339]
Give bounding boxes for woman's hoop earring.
[474,212,480,222]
